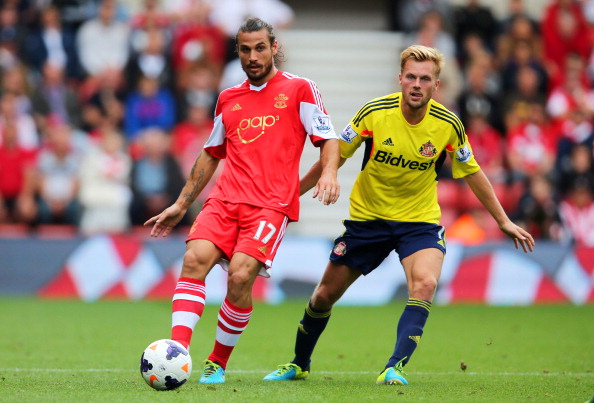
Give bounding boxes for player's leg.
[263,261,360,381]
[173,199,237,351]
[171,239,223,349]
[377,247,444,385]
[200,252,262,383]
[201,205,288,383]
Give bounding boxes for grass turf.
[0,298,592,402]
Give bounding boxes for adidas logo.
[382,138,394,146]
[232,103,242,111]
[409,335,421,345]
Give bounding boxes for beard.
[243,60,274,83]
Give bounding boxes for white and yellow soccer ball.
[140,339,192,390]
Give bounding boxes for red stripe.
[449,253,492,303]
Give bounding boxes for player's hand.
[312,172,340,205]
[144,204,186,238]
[499,221,535,253]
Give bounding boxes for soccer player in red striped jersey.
[145,17,340,384]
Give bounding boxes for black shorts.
[329,220,446,275]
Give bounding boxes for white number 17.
[253,220,277,243]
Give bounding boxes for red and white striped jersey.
[203,70,337,221]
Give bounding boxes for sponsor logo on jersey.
[340,125,358,143]
[237,115,280,144]
[232,103,242,111]
[274,93,288,108]
[333,241,346,256]
[419,140,437,157]
[382,138,394,146]
[373,151,434,170]
[314,116,332,133]
[258,246,267,255]
[455,144,472,163]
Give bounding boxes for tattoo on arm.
[183,153,205,203]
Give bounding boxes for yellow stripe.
[407,298,431,312]
[306,304,332,318]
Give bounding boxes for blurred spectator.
[546,53,594,123]
[502,65,548,130]
[0,119,37,224]
[53,0,99,32]
[456,58,503,131]
[30,62,83,131]
[555,108,594,171]
[405,10,456,58]
[556,142,594,198]
[497,13,543,72]
[130,0,170,31]
[500,39,548,96]
[512,174,558,239]
[76,0,130,78]
[500,0,540,35]
[169,0,226,75]
[1,64,33,115]
[127,25,173,89]
[78,128,131,235]
[506,102,557,180]
[24,5,83,81]
[210,0,294,36]
[171,98,214,175]
[123,74,176,143]
[453,0,499,55]
[81,67,126,133]
[557,176,594,246]
[0,4,26,64]
[541,0,592,84]
[175,61,217,122]
[465,114,506,184]
[129,128,185,226]
[386,0,451,33]
[35,120,82,225]
[0,91,38,151]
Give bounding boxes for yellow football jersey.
[339,92,480,224]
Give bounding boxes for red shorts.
[186,198,289,277]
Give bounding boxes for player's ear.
[272,40,278,55]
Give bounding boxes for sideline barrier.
[0,233,592,305]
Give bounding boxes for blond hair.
[400,45,444,78]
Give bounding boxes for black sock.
[291,301,331,370]
[386,298,431,368]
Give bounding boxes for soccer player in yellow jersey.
[263,45,535,385]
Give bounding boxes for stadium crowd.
[0,0,592,246]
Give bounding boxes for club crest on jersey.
[340,125,358,143]
[333,241,346,256]
[314,116,332,133]
[274,94,288,108]
[455,144,472,163]
[419,141,437,157]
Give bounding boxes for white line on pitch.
[1,368,592,377]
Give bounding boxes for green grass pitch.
[0,298,592,402]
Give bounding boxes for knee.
[410,275,438,300]
[227,270,254,293]
[181,248,211,278]
[311,284,339,310]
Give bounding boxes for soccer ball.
[140,339,192,390]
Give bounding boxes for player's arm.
[300,138,343,204]
[463,169,535,252]
[145,150,220,237]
